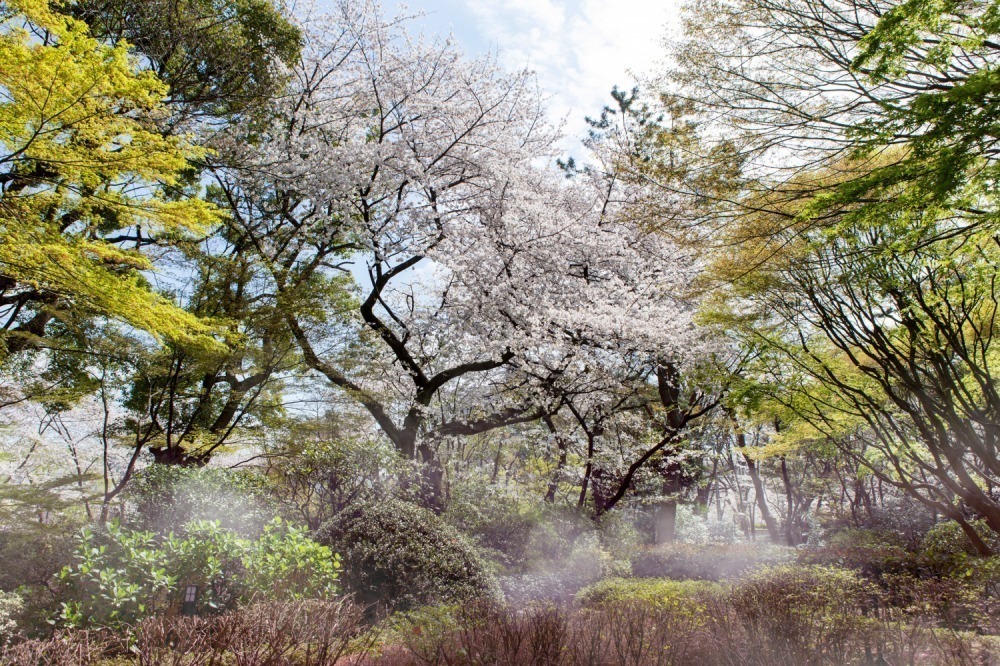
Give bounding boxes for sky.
[319,0,685,159]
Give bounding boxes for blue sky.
[318,0,684,159]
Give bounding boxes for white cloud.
[460,0,682,156]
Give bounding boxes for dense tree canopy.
[0,0,222,357]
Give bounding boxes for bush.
[596,511,644,563]
[921,519,1000,568]
[801,520,1000,590]
[134,599,367,666]
[0,600,367,666]
[387,602,569,666]
[0,592,21,644]
[501,530,620,606]
[318,498,501,613]
[0,523,77,635]
[124,465,278,536]
[267,434,415,530]
[691,563,999,665]
[56,518,340,627]
[713,565,879,665]
[0,629,120,666]
[630,541,794,581]
[864,496,938,550]
[798,527,917,578]
[671,505,746,544]
[442,481,539,572]
[523,504,592,564]
[576,577,723,610]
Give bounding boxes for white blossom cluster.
[217,0,716,420]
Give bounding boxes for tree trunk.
[654,500,678,544]
[735,428,780,542]
[654,463,682,543]
[544,415,567,503]
[417,442,445,513]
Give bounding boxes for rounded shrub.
[921,519,1000,567]
[317,499,502,612]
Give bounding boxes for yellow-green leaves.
[0,0,223,350]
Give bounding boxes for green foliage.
[240,521,341,602]
[0,0,223,353]
[576,577,722,610]
[442,480,541,572]
[56,517,339,628]
[0,591,22,644]
[384,603,464,656]
[726,564,879,663]
[318,498,501,613]
[629,542,795,581]
[69,0,302,119]
[125,465,277,536]
[849,0,1000,215]
[266,428,414,530]
[521,504,593,564]
[800,527,914,577]
[920,519,1000,569]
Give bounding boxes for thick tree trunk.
[416,441,446,513]
[654,465,682,543]
[654,500,678,544]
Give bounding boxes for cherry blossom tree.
[211,0,714,507]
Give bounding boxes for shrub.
[500,572,588,607]
[864,496,938,550]
[798,527,917,578]
[523,504,592,564]
[124,465,277,536]
[0,523,78,635]
[388,602,568,666]
[240,520,342,602]
[442,481,539,571]
[596,511,644,563]
[0,592,21,644]
[921,519,1000,570]
[56,518,339,627]
[318,498,501,613]
[629,541,794,581]
[0,600,367,666]
[501,530,619,606]
[267,434,415,530]
[134,599,367,666]
[712,565,880,666]
[0,629,119,666]
[576,577,723,610]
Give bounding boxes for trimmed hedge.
[576,577,723,610]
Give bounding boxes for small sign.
[181,585,198,616]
